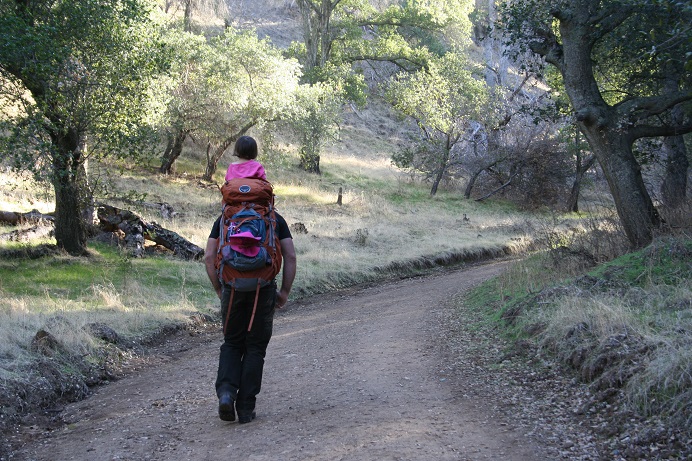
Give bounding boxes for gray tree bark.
[527,1,692,248]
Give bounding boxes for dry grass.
[0,111,550,396]
[532,280,692,425]
[0,170,55,214]
[493,236,692,431]
[83,110,546,299]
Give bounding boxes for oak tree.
[0,0,165,255]
[501,0,692,248]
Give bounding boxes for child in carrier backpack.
[225,136,267,181]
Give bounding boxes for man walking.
[204,211,296,423]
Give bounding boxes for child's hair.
[234,136,258,160]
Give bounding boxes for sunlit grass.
[0,109,590,399]
[0,171,54,213]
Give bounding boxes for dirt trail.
[13,261,551,461]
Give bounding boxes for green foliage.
[388,52,488,135]
[593,0,692,101]
[288,82,342,173]
[155,26,302,144]
[294,0,474,92]
[500,0,691,118]
[588,238,692,287]
[305,61,367,108]
[0,0,166,169]
[386,51,489,192]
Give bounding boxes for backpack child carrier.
[216,177,282,332]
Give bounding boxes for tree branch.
[345,54,424,72]
[617,91,692,123]
[588,8,632,43]
[475,171,519,202]
[528,30,563,69]
[628,121,692,140]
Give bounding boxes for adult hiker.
[204,175,296,424]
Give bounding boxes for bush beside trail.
[479,236,692,459]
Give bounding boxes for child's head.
[234,136,258,160]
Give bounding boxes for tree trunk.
[566,153,595,213]
[660,101,688,208]
[297,0,337,78]
[183,0,193,32]
[299,147,321,174]
[78,143,95,227]
[581,127,660,248]
[205,139,232,181]
[160,129,187,175]
[660,134,689,208]
[203,123,255,181]
[50,128,88,256]
[566,129,596,213]
[464,167,485,199]
[161,134,174,164]
[430,135,456,197]
[298,0,319,75]
[430,149,450,197]
[318,0,332,68]
[555,5,661,248]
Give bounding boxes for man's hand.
[276,288,289,308]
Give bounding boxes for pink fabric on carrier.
[225,160,267,181]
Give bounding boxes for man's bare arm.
[204,238,222,299]
[277,237,296,308]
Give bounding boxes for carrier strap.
[223,286,235,336]
[247,279,261,332]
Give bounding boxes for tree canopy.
[1,0,689,254]
[0,0,165,255]
[500,0,692,248]
[387,52,488,195]
[155,27,301,178]
[289,0,475,173]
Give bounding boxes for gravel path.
[12,261,600,460]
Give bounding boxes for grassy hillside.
[1,100,578,438]
[462,236,692,456]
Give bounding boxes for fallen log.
[109,198,178,219]
[0,210,54,225]
[0,205,203,260]
[96,204,203,260]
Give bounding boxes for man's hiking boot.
[218,392,235,422]
[237,411,256,424]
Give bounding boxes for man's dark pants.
[216,283,276,417]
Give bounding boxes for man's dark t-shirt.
[209,212,292,240]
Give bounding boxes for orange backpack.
[216,178,283,331]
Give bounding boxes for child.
[225,136,267,181]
